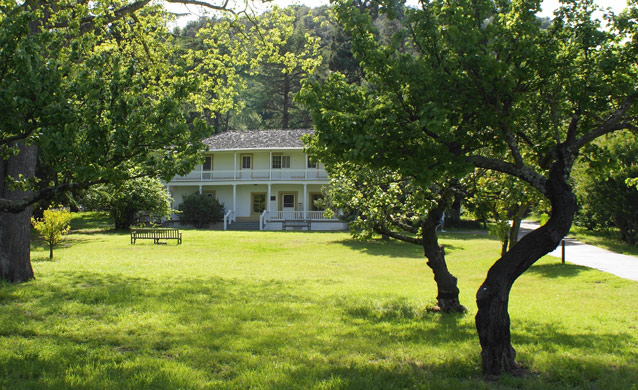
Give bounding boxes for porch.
[223,210,343,231]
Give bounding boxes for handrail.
[223,209,233,231]
[264,210,336,221]
[171,168,328,182]
[260,210,268,231]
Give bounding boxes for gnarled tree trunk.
[475,160,577,376]
[422,202,466,313]
[0,143,36,283]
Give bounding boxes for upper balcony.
[170,168,329,183]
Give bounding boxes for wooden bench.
[130,228,182,245]
[282,220,311,231]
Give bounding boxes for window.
[203,156,213,171]
[241,155,252,169]
[272,155,290,169]
[283,194,295,208]
[252,194,266,214]
[203,190,216,199]
[307,158,317,169]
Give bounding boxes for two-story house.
[166,129,346,231]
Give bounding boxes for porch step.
[227,221,260,231]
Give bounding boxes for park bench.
[282,220,311,231]
[130,228,182,245]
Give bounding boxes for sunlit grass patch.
[1,213,636,389]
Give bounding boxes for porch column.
[198,185,202,194]
[234,152,237,180]
[232,184,237,222]
[267,184,272,213]
[303,183,307,220]
[269,151,272,180]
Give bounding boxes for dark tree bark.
[475,158,577,376]
[422,203,466,313]
[373,191,466,313]
[0,143,36,283]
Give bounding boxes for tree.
[0,0,253,283]
[177,192,225,227]
[299,0,638,376]
[31,206,72,260]
[574,131,638,243]
[321,162,467,313]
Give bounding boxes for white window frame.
[203,156,213,171]
[241,154,252,169]
[272,155,290,169]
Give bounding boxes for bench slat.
[131,228,182,244]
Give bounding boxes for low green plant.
[177,192,224,228]
[30,205,72,259]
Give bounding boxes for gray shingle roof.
[203,129,314,151]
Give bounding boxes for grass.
[1,212,637,389]
[568,226,638,257]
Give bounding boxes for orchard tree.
[322,162,466,312]
[299,0,638,376]
[0,0,267,283]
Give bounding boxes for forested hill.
[172,4,402,133]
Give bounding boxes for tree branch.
[373,223,423,245]
[573,92,638,151]
[466,155,548,196]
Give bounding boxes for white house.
[166,129,346,231]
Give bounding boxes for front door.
[251,192,266,219]
[279,192,296,219]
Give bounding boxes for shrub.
[177,192,225,228]
[31,206,72,259]
[109,178,173,230]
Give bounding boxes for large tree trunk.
[0,143,36,283]
[475,160,577,376]
[423,203,466,313]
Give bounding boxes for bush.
[31,206,72,259]
[109,178,173,230]
[177,193,225,228]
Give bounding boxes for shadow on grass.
[335,239,463,259]
[30,255,54,263]
[1,271,637,389]
[526,263,591,278]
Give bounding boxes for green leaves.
[31,205,72,259]
[0,2,224,211]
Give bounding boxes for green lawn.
[569,226,638,257]
[1,212,637,389]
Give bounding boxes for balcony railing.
[171,169,329,182]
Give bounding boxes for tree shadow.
[335,239,464,259]
[526,263,591,278]
[1,271,637,389]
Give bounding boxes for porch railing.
[171,169,329,182]
[263,210,335,222]
[223,210,234,230]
